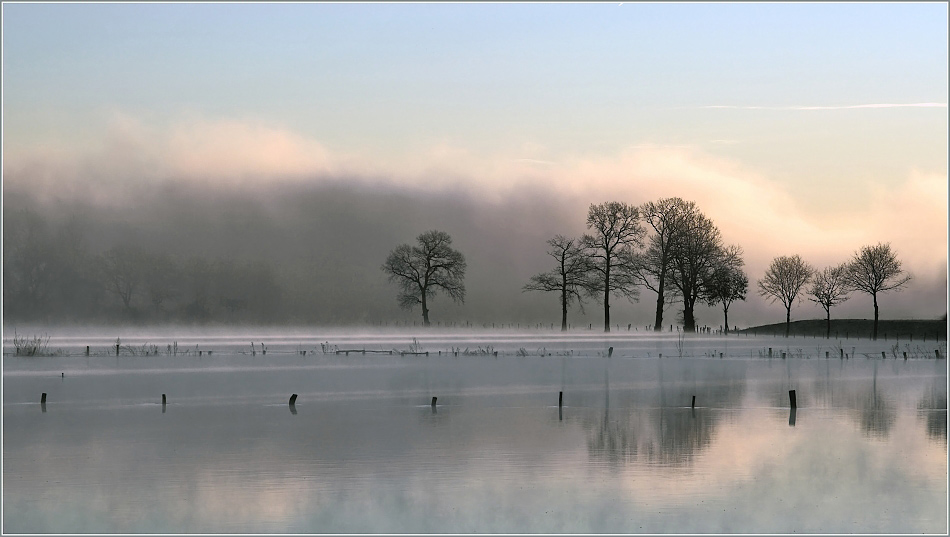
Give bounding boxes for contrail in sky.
[697,103,947,110]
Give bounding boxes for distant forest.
[4,211,286,325]
[3,182,575,326]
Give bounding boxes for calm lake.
[3,329,947,533]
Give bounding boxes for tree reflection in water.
[859,360,896,438]
[580,360,746,468]
[917,380,947,444]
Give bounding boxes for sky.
[2,2,948,325]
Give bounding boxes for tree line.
[382,198,913,339]
[383,198,748,333]
[4,197,915,335]
[758,243,911,340]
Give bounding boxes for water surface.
[3,331,947,533]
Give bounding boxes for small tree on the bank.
[808,264,851,339]
[582,201,645,333]
[523,235,591,331]
[845,242,912,340]
[381,230,466,326]
[704,245,748,334]
[758,255,814,337]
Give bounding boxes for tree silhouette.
[665,203,725,332]
[581,202,645,332]
[637,197,691,332]
[808,264,851,338]
[704,245,747,334]
[381,230,466,326]
[523,235,591,331]
[758,255,814,337]
[100,244,148,314]
[845,243,911,340]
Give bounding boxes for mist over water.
[4,180,947,329]
[3,329,946,533]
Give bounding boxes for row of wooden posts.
[75,342,941,360]
[765,347,941,359]
[36,388,799,412]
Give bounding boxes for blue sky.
[4,2,945,150]
[3,2,948,285]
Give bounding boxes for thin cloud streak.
[695,103,947,111]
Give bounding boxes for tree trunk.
[421,292,430,327]
[603,267,611,333]
[723,304,729,335]
[653,272,665,332]
[872,292,879,340]
[560,286,568,332]
[683,298,696,332]
[785,307,791,338]
[825,309,831,339]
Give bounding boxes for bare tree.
[100,244,147,313]
[582,202,645,332]
[381,230,466,326]
[758,255,814,337]
[808,264,851,339]
[845,243,912,340]
[666,203,725,332]
[637,198,690,331]
[523,235,591,331]
[704,245,748,334]
[142,252,180,314]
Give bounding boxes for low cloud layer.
[4,113,946,326]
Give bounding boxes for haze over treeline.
[3,177,945,329]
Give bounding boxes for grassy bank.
[738,319,947,340]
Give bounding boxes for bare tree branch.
[381,230,466,326]
[845,242,912,340]
[582,202,645,332]
[758,254,814,337]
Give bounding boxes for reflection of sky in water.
[3,334,946,533]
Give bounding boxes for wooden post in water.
[608,346,613,357]
[840,349,844,359]
[86,346,90,356]
[788,390,797,408]
[936,349,942,359]
[882,351,886,359]
[904,351,908,360]
[41,393,47,404]
[162,394,166,405]
[782,352,786,359]
[559,391,563,408]
[768,348,772,357]
[825,351,829,358]
[431,396,437,408]
[691,395,696,409]
[289,394,298,405]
